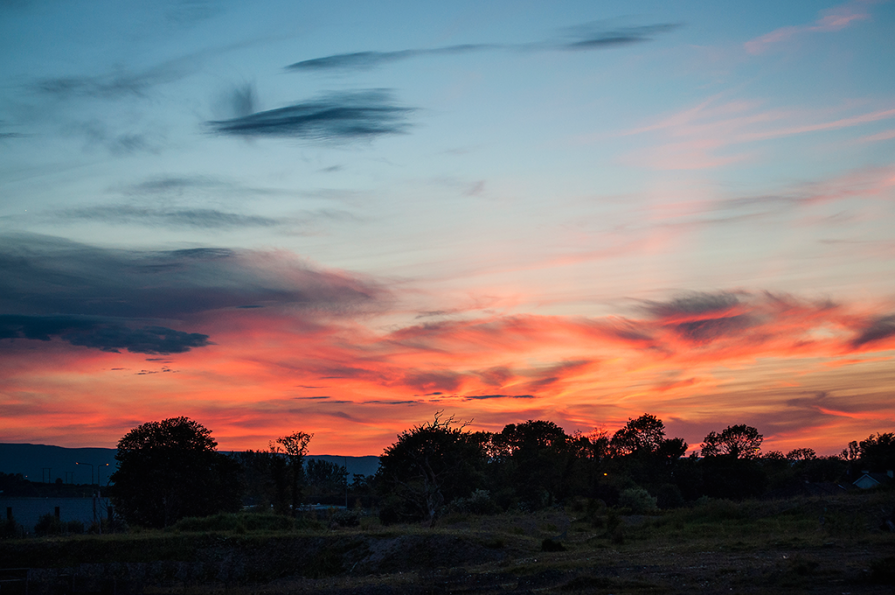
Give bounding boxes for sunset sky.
[2,0,894,456]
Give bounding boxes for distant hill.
[0,443,379,485]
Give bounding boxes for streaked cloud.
[0,234,386,352]
[288,23,679,71]
[0,314,209,354]
[289,45,494,71]
[55,205,282,229]
[617,95,895,170]
[851,314,895,348]
[745,1,871,54]
[207,90,412,140]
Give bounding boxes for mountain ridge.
[0,443,379,484]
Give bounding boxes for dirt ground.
[5,494,894,594]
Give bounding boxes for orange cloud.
[3,267,895,456]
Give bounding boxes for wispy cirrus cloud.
[54,205,282,229]
[207,90,412,140]
[288,23,680,71]
[616,93,895,170]
[744,0,872,54]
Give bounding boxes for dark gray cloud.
[0,233,385,353]
[644,291,743,319]
[643,292,756,344]
[121,176,220,196]
[114,175,291,200]
[463,394,535,401]
[362,399,424,406]
[851,314,895,348]
[34,63,187,100]
[287,23,679,72]
[672,314,754,343]
[207,90,412,140]
[288,45,493,71]
[402,370,464,392]
[226,84,257,118]
[56,205,281,229]
[559,23,681,50]
[73,120,158,154]
[0,314,209,354]
[164,0,221,27]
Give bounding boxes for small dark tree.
[110,417,242,528]
[696,425,765,499]
[701,425,763,459]
[305,459,348,505]
[488,420,572,509]
[270,431,312,516]
[608,414,687,493]
[610,414,667,457]
[786,447,817,462]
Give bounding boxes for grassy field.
[2,490,893,594]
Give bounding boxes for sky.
[1,0,894,456]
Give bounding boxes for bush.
[65,520,84,534]
[450,489,501,515]
[656,484,685,509]
[34,513,63,536]
[1,517,22,539]
[869,556,895,584]
[688,497,748,522]
[172,512,296,532]
[330,509,360,527]
[618,488,657,514]
[541,538,566,552]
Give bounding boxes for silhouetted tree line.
[372,413,895,525]
[102,415,895,528]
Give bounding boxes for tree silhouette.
[270,431,312,516]
[610,414,668,456]
[858,432,895,472]
[489,420,572,509]
[109,417,242,527]
[701,424,763,459]
[377,413,485,526]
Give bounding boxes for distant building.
[853,470,894,489]
[2,496,111,533]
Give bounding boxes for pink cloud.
[745,1,872,54]
[859,128,895,143]
[619,92,895,170]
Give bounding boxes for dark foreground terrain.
[2,492,893,594]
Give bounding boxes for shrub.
[656,484,685,509]
[688,497,747,522]
[869,556,895,584]
[611,525,625,544]
[618,488,657,514]
[172,512,296,532]
[330,509,360,527]
[1,517,22,539]
[541,538,566,552]
[34,513,63,536]
[450,489,501,515]
[65,520,85,534]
